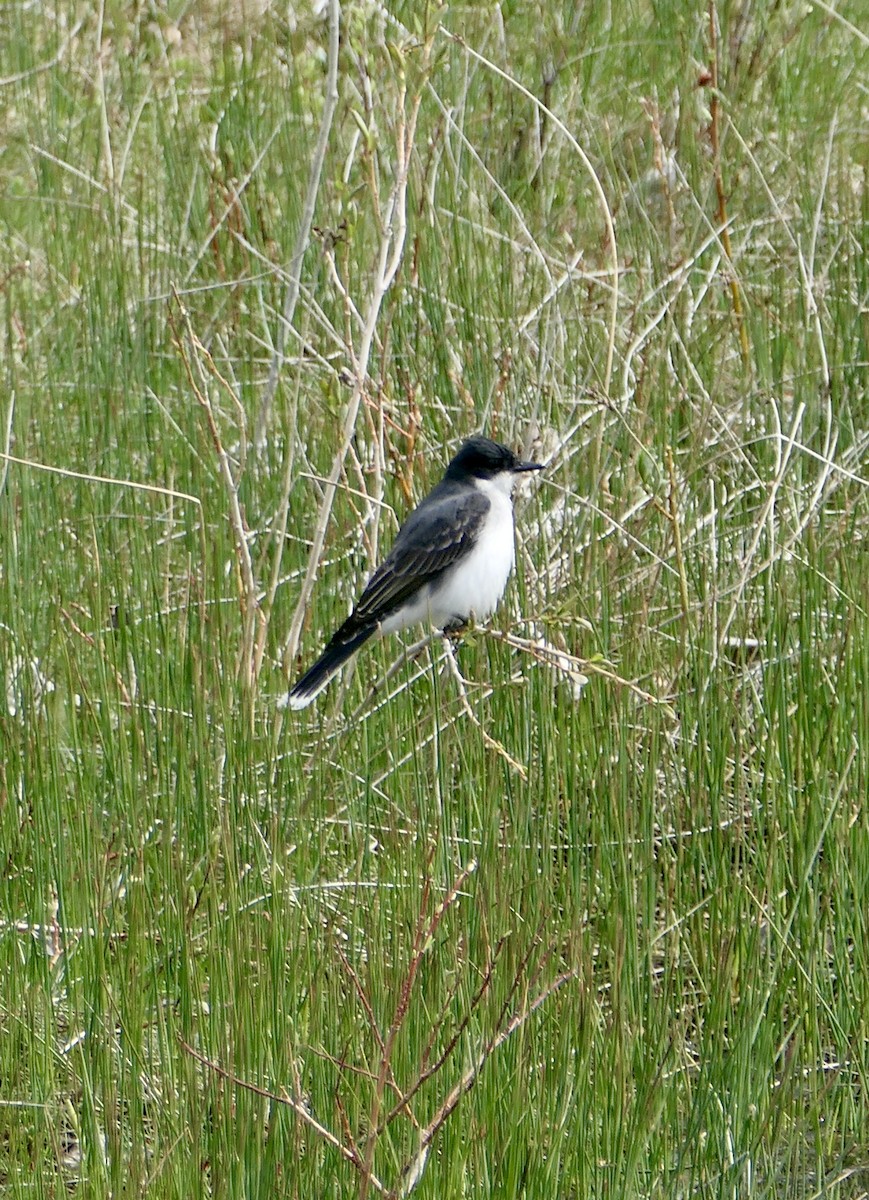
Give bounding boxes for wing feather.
[352,485,489,624]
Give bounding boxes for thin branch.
[808,0,869,46]
[335,944,387,1056]
[0,450,201,510]
[178,1036,387,1195]
[284,85,423,674]
[381,936,507,1131]
[715,400,806,654]
[0,17,85,85]
[664,446,690,660]
[360,863,435,1198]
[0,392,16,499]
[443,29,618,401]
[489,628,667,708]
[707,1,751,370]
[256,0,341,448]
[94,0,115,186]
[442,638,529,780]
[403,969,577,1182]
[170,295,263,690]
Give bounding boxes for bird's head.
[445,436,544,491]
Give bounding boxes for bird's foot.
[441,616,471,640]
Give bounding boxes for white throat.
[487,469,517,499]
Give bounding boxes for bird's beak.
[514,459,545,473]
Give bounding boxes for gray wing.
[351,486,489,625]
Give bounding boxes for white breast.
[425,475,516,629]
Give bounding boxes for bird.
[287,435,544,709]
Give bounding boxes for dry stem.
[707,1,752,370]
[169,295,264,692]
[255,0,341,448]
[284,79,423,676]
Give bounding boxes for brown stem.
[177,1036,387,1195]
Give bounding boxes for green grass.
[2,1,868,1196]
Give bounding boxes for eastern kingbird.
[287,435,544,709]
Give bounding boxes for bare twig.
[715,400,806,654]
[256,0,341,448]
[707,2,751,370]
[94,0,114,186]
[335,944,387,1056]
[442,30,618,402]
[359,860,474,1199]
[180,870,569,1200]
[170,295,264,691]
[401,968,578,1190]
[59,607,131,708]
[807,0,869,46]
[284,78,423,675]
[343,632,436,724]
[664,446,690,659]
[381,936,507,1131]
[0,17,84,85]
[0,450,201,511]
[257,383,298,682]
[441,638,529,780]
[178,1036,387,1194]
[0,445,208,624]
[489,628,667,708]
[0,391,15,499]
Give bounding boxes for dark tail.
[286,623,377,710]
